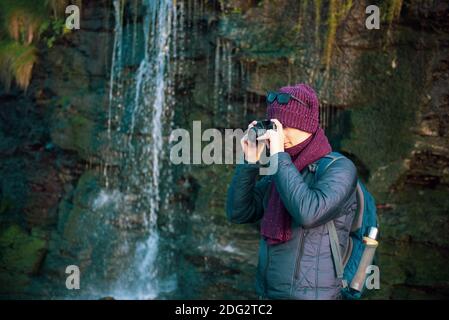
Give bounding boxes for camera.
[248,119,277,143]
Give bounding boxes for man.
[226,83,358,299]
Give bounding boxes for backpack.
[313,151,379,300]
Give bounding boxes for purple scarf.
[260,127,332,245]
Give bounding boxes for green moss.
[70,114,97,155]
[0,196,14,215]
[341,46,422,198]
[50,110,100,159]
[62,205,87,247]
[323,0,337,70]
[242,60,293,93]
[218,4,299,61]
[56,170,107,256]
[384,0,403,25]
[370,240,449,299]
[0,224,46,275]
[314,0,322,47]
[72,170,100,209]
[190,163,235,217]
[55,170,99,241]
[322,0,352,70]
[380,187,449,247]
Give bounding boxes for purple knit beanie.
[266,83,320,133]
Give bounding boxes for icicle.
[179,0,185,63]
[314,0,322,49]
[131,0,139,63]
[188,0,193,27]
[108,0,124,140]
[227,41,233,126]
[200,0,205,18]
[214,37,221,118]
[193,0,198,26]
[221,39,227,120]
[172,0,178,63]
[240,62,248,123]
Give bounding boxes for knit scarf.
[260,127,332,245]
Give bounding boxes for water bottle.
[350,227,379,292]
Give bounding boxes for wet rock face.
[175,0,449,299]
[0,0,113,298]
[0,0,448,299]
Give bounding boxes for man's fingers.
[257,129,278,141]
[247,120,257,130]
[244,120,257,136]
[256,132,270,141]
[270,119,283,131]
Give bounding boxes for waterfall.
[108,0,124,139]
[226,41,233,126]
[104,0,178,299]
[105,0,124,188]
[214,37,221,119]
[213,37,234,126]
[240,61,249,124]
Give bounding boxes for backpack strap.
[313,152,348,288]
[308,152,344,176]
[319,152,345,174]
[326,221,348,288]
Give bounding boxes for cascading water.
[103,0,179,299]
[214,37,221,120]
[39,0,255,300]
[213,37,234,126]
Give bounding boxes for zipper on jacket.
[262,242,270,298]
[293,228,306,281]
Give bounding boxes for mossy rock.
[57,170,104,247]
[0,158,28,216]
[380,187,449,247]
[192,70,213,110]
[371,240,449,299]
[50,109,102,160]
[45,45,91,93]
[72,170,102,209]
[0,197,13,215]
[340,45,426,195]
[61,90,108,122]
[190,163,235,217]
[0,224,47,294]
[246,60,293,93]
[218,4,298,60]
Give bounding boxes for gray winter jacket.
[226,152,358,300]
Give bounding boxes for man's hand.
[257,119,285,155]
[241,120,267,163]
